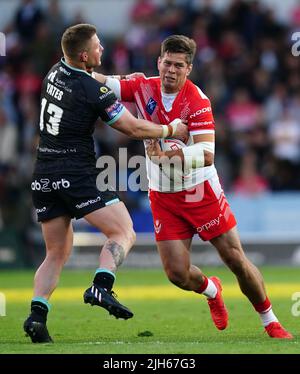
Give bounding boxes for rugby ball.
[160,138,191,181]
[161,138,187,151]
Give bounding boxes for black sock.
[93,272,115,292]
[30,301,49,323]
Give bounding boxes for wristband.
[168,118,182,136]
[161,125,169,138]
[161,124,173,138]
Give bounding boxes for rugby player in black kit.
[24,24,187,343]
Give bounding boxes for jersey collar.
[60,58,92,76]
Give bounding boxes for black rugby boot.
[83,284,133,320]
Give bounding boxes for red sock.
[253,297,271,313]
[195,276,208,294]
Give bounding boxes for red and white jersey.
[120,76,217,192]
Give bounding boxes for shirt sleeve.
[86,79,125,125]
[120,78,138,102]
[105,77,121,99]
[188,98,215,136]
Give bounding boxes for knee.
[45,250,69,266]
[109,225,136,248]
[127,227,136,247]
[165,267,189,289]
[121,225,136,247]
[222,249,248,276]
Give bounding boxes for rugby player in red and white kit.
[94,35,292,338]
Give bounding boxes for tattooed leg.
[99,239,126,273]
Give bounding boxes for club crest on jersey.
[146,98,157,115]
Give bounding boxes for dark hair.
[61,24,97,59]
[160,35,196,65]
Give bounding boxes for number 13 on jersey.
[39,98,63,135]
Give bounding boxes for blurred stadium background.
[1,0,300,270]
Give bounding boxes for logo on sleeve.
[146,98,157,115]
[99,85,113,100]
[105,101,123,119]
[190,107,211,118]
[190,121,214,127]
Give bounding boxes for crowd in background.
[1,0,300,235]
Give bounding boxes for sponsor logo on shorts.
[76,196,101,209]
[196,214,222,233]
[31,178,70,192]
[154,219,162,234]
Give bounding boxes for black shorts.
[31,173,121,222]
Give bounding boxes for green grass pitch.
[0,266,299,353]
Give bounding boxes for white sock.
[259,309,278,327]
[202,279,218,299]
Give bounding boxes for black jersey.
[35,58,125,174]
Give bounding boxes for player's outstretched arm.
[110,107,188,140]
[93,72,145,84]
[92,72,144,101]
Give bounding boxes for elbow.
[204,151,214,166]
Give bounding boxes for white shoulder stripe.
[195,85,209,100]
[145,76,159,80]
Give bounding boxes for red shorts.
[149,175,236,241]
